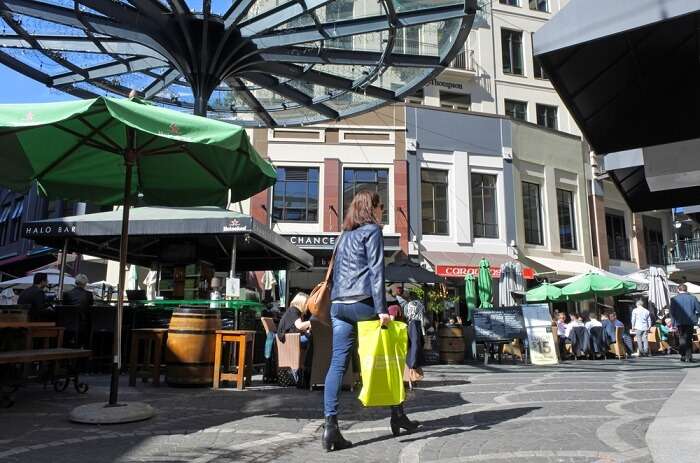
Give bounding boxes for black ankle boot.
[390,404,420,436]
[322,415,352,452]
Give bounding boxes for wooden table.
[213,330,255,390]
[0,322,55,329]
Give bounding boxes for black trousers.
[678,325,694,360]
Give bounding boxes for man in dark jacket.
[670,284,700,362]
[63,274,94,308]
[17,273,48,320]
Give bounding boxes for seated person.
[63,274,94,308]
[276,292,311,347]
[585,313,602,331]
[556,312,568,356]
[609,312,634,355]
[18,273,48,320]
[654,319,672,355]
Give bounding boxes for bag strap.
[323,232,344,284]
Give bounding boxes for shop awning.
[525,256,601,280]
[423,251,549,279]
[22,207,313,271]
[534,0,700,155]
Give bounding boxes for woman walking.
[322,190,419,452]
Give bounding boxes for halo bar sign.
[436,265,535,280]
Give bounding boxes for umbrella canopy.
[0,268,75,290]
[498,262,524,306]
[648,266,671,317]
[477,258,493,309]
[0,97,275,206]
[385,260,441,284]
[465,274,477,321]
[561,272,636,301]
[526,282,564,303]
[0,97,275,408]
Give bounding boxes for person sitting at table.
[607,312,633,356]
[277,292,311,347]
[586,314,606,358]
[18,273,48,320]
[585,313,602,331]
[63,274,94,309]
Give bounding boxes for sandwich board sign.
[522,304,558,365]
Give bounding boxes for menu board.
[522,304,559,365]
[473,307,526,342]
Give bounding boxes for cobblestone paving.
[0,357,694,462]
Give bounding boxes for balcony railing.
[448,49,476,72]
[665,238,700,265]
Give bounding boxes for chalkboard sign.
[473,307,526,342]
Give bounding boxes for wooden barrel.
[165,307,221,386]
[439,326,465,364]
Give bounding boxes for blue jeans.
[324,300,376,416]
[300,333,310,347]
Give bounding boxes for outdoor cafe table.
[136,300,266,330]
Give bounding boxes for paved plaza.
[0,357,695,463]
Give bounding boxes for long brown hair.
[342,190,382,231]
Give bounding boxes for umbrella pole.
[57,238,68,301]
[109,148,135,406]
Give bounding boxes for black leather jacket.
[331,223,387,315]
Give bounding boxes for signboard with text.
[473,307,526,343]
[435,265,534,280]
[522,304,559,365]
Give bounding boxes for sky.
[0,64,77,104]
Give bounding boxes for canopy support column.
[57,238,68,301]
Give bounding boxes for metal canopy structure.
[0,0,477,127]
[534,0,700,155]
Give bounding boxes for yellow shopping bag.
[357,320,408,407]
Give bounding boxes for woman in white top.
[631,300,652,356]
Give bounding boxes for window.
[8,200,23,243]
[0,203,11,246]
[557,189,577,250]
[440,91,471,112]
[272,167,319,222]
[343,168,389,224]
[472,173,499,238]
[421,169,449,235]
[529,0,549,12]
[505,99,527,121]
[326,0,355,49]
[644,216,665,265]
[501,29,523,75]
[500,0,520,6]
[405,88,424,105]
[522,182,543,245]
[606,212,630,261]
[536,104,558,130]
[394,21,420,55]
[531,33,547,78]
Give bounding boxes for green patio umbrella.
[526,282,564,303]
[477,258,493,308]
[561,272,636,301]
[465,274,477,321]
[0,97,276,409]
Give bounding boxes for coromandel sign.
[436,265,535,280]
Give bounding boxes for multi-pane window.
[505,99,527,121]
[405,88,424,105]
[536,104,558,130]
[500,0,520,6]
[522,182,543,245]
[440,91,471,112]
[421,169,449,235]
[529,0,549,12]
[606,212,630,260]
[644,216,665,265]
[472,173,499,238]
[557,189,577,250]
[272,167,319,222]
[501,29,523,75]
[343,169,389,224]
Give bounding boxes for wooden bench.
[0,348,91,407]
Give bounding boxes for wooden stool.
[213,330,255,390]
[129,328,167,387]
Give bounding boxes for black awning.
[534,0,700,154]
[21,207,313,271]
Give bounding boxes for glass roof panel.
[15,14,86,37]
[241,0,294,23]
[393,1,465,13]
[315,0,384,23]
[2,48,71,75]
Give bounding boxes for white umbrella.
[0,268,75,290]
[648,266,671,318]
[498,262,523,306]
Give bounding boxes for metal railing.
[665,238,700,265]
[448,49,476,72]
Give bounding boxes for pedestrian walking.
[322,190,419,452]
[670,284,700,362]
[631,300,652,357]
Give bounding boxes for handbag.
[305,233,342,321]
